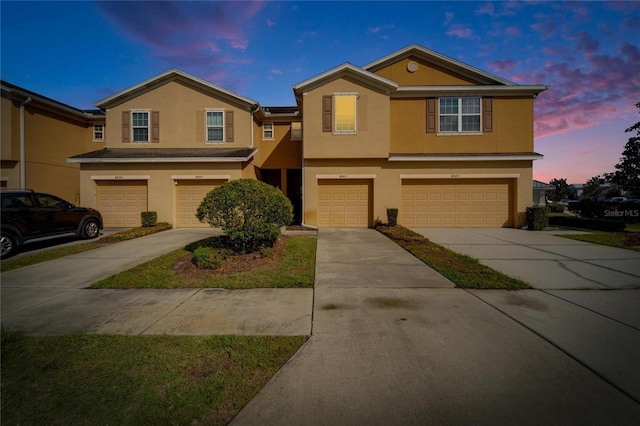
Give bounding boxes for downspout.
[19,97,32,189]
[249,104,260,148]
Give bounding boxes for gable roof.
[292,63,398,95]
[95,69,258,110]
[363,44,517,86]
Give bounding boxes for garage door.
[318,179,371,227]
[402,179,512,227]
[97,180,148,227]
[176,179,226,227]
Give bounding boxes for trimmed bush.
[141,211,158,227]
[548,203,565,213]
[196,179,293,253]
[192,246,225,269]
[548,215,626,232]
[387,208,398,226]
[526,206,548,230]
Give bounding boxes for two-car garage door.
[402,179,512,227]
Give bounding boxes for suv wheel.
[1,231,17,259]
[81,219,100,239]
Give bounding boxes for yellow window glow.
[335,95,356,132]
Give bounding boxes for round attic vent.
[407,61,418,73]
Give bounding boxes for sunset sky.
[2,1,639,184]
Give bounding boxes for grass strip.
[376,225,530,290]
[1,329,306,426]
[559,231,640,252]
[1,223,173,273]
[90,235,317,289]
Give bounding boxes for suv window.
[2,195,34,208]
[35,194,69,208]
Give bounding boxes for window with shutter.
[121,112,130,142]
[225,110,234,142]
[322,95,332,132]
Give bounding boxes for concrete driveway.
[231,228,640,425]
[412,227,640,290]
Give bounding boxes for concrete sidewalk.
[231,229,640,425]
[1,228,313,336]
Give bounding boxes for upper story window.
[132,111,149,142]
[334,93,357,133]
[206,110,224,143]
[291,122,302,140]
[439,97,481,133]
[263,122,274,140]
[93,124,104,141]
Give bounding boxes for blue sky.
[2,1,639,184]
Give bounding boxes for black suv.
[1,190,103,259]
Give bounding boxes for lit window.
[291,122,302,140]
[439,97,481,133]
[263,122,274,139]
[206,111,224,142]
[132,111,149,142]
[93,124,104,141]
[335,94,356,133]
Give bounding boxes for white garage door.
[97,180,148,227]
[176,179,227,227]
[318,179,371,227]
[402,179,512,227]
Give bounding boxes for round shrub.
[196,179,293,253]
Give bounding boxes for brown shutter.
[151,111,160,143]
[426,98,436,133]
[322,95,332,132]
[122,111,130,142]
[225,110,234,142]
[483,97,493,133]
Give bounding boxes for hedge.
[548,215,626,232]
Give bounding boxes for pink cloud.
[446,24,475,39]
[487,59,517,73]
[505,26,522,37]
[97,1,265,90]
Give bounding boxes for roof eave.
[393,85,548,97]
[293,63,398,94]
[388,153,544,162]
[95,69,258,109]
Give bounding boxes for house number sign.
[450,174,460,178]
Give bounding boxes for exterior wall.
[302,77,390,159]
[303,159,532,228]
[78,162,243,225]
[373,56,478,86]
[0,96,104,203]
[105,80,253,149]
[390,97,534,154]
[0,97,19,187]
[254,121,302,169]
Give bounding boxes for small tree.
[548,178,573,201]
[196,179,293,253]
[582,175,606,200]
[609,101,640,197]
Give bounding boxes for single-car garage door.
[402,179,512,227]
[176,179,227,227]
[318,179,371,227]
[97,180,148,227]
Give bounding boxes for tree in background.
[548,178,573,201]
[608,101,640,197]
[582,175,606,200]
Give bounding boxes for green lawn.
[1,329,306,425]
[91,235,317,289]
[376,225,530,290]
[549,215,640,251]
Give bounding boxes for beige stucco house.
[1,81,105,203]
[13,43,543,229]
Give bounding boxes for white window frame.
[205,109,225,143]
[131,110,150,143]
[334,93,357,134]
[291,122,302,140]
[263,122,274,140]
[93,124,105,141]
[438,97,482,135]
